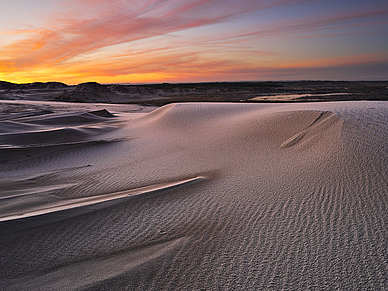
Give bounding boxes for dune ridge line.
[0,176,205,222]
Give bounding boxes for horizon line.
[1,79,387,87]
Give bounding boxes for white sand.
[0,100,387,290]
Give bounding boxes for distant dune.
[0,100,387,290]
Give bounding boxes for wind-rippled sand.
[0,101,387,290]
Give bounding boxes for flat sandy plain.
[0,95,387,290]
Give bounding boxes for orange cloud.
[0,0,387,84]
[0,0,306,72]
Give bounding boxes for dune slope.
[0,101,387,290]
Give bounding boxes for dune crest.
[280,111,342,148]
[0,175,205,222]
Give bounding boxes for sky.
[0,0,387,84]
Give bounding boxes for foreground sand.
[0,100,387,290]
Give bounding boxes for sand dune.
[0,176,204,223]
[0,101,387,290]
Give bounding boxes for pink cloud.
[1,0,387,83]
[0,0,307,72]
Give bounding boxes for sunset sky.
[0,0,387,84]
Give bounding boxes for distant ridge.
[0,81,68,90]
[1,80,387,104]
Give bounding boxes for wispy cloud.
[0,0,387,83]
[0,0,302,70]
[218,9,388,43]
